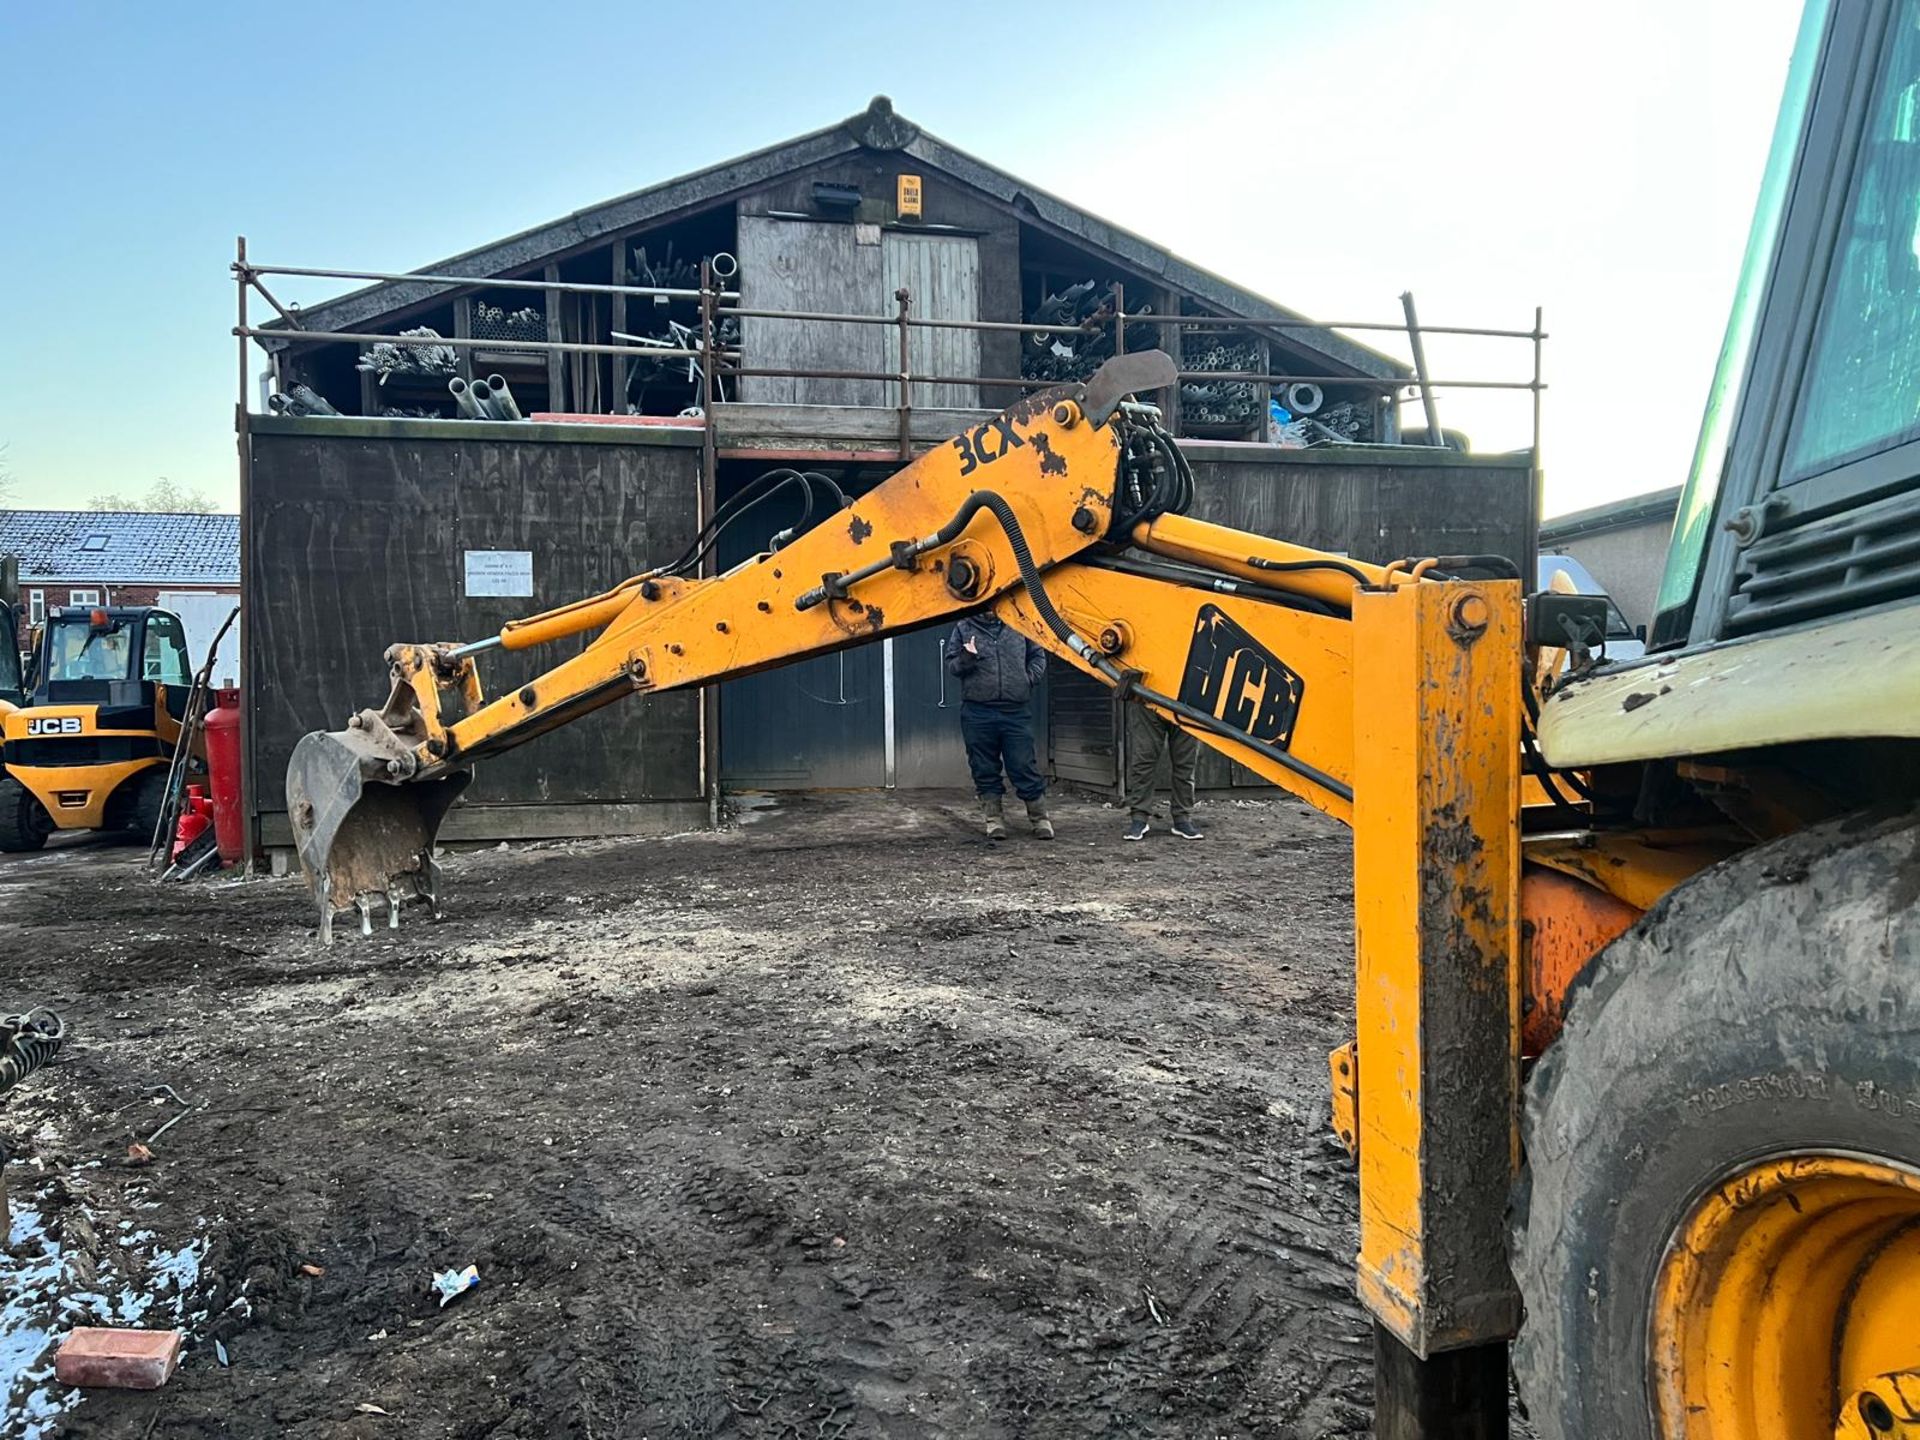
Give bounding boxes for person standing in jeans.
[946,612,1053,840]
[1123,700,1204,841]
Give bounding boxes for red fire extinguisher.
[171,784,213,863]
[205,689,244,866]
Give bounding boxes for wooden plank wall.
[1049,444,1537,794]
[881,232,980,409]
[738,217,889,406]
[244,419,706,847]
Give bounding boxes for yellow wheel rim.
[1651,1154,1920,1438]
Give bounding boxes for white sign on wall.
[464,550,534,598]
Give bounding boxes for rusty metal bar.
[246,263,738,303]
[700,261,718,501]
[714,363,1540,392]
[1529,304,1545,591]
[716,304,1096,336]
[240,270,303,330]
[233,326,730,362]
[895,287,912,463]
[1401,292,1445,443]
[1131,313,1545,340]
[697,260,720,832]
[234,237,257,869]
[1174,371,1540,391]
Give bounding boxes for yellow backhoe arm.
[286,347,1529,1378]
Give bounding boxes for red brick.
[54,1328,184,1390]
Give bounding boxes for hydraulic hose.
[666,469,851,578]
[1081,554,1340,618]
[810,486,1355,805]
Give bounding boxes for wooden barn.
[241,98,1536,855]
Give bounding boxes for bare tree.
[0,444,15,504]
[87,478,221,515]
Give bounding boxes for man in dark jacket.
[946,612,1053,840]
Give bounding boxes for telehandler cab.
[0,604,195,852]
[288,3,1920,1430]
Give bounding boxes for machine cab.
[1655,0,1920,647]
[0,599,23,711]
[32,606,193,715]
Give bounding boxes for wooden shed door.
[737,217,978,408]
[882,232,979,409]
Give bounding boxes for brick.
[54,1328,184,1390]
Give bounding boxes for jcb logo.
[25,717,82,736]
[1177,605,1304,749]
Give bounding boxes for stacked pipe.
[266,383,341,417]
[629,241,702,292]
[356,326,458,381]
[450,374,524,421]
[1178,334,1264,428]
[1022,281,1156,383]
[472,303,545,342]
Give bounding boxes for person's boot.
[1025,798,1055,840]
[980,796,1007,840]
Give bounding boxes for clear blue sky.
[0,0,1802,517]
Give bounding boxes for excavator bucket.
[285,727,470,943]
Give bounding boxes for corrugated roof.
[0,510,239,585]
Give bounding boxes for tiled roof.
[0,510,240,585]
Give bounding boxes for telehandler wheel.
[1512,805,1920,1440]
[0,776,51,852]
[128,769,169,845]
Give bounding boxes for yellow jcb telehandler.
[0,604,195,852]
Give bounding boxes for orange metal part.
[1519,866,1642,1055]
[1329,1042,1359,1156]
[1351,579,1523,1355]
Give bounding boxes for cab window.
[1786,2,1920,477]
[143,613,192,686]
[47,614,135,683]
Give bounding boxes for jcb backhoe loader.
[0,604,196,851]
[287,7,1920,1432]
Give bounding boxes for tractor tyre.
[0,775,51,852]
[129,769,170,847]
[1511,805,1920,1440]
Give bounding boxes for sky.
[0,0,1804,519]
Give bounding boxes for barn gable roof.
[266,99,1402,380]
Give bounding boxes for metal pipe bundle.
[449,376,485,420]
[485,374,523,421]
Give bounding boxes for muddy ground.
[2,790,1383,1438]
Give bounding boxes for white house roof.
[0,510,240,586]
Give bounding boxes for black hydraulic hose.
[1434,553,1523,581]
[1244,554,1377,587]
[802,487,1355,804]
[666,469,849,578]
[1083,554,1341,618]
[1520,679,1606,804]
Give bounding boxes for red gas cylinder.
[205,689,245,865]
[171,784,212,862]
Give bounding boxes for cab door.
[141,611,194,724]
[1669,0,1920,643]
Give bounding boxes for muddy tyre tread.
[1511,805,1920,1440]
[129,769,169,844]
[0,775,49,852]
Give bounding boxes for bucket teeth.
[286,727,471,945]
